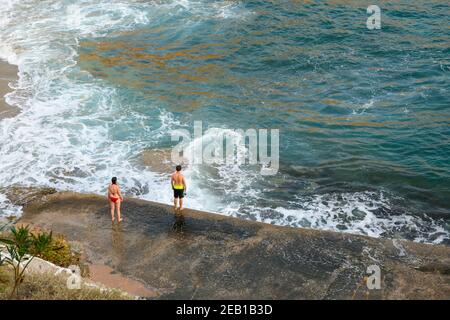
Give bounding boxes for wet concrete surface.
[12,189,450,299]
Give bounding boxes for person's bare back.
[108,184,120,197]
[171,172,185,188]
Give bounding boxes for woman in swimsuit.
[108,177,123,222]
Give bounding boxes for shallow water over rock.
[17,191,450,299]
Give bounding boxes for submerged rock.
[18,191,450,299]
[1,186,57,208]
[138,148,188,174]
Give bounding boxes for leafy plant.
[0,225,55,299]
[35,234,79,268]
[0,223,5,267]
[0,224,12,270]
[31,231,53,254]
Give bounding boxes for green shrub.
[0,225,54,298]
[35,234,80,268]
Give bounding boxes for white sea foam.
[156,0,254,21]
[0,193,22,218]
[351,98,374,116]
[178,127,264,212]
[245,191,449,244]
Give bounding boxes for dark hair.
[176,165,182,171]
[111,177,117,184]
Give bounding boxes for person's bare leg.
[110,201,115,222]
[174,197,178,211]
[117,200,122,222]
[179,198,183,211]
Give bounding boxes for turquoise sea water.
[0,0,449,243]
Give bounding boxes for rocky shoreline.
[4,187,450,299]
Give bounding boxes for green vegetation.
[0,265,9,294]
[0,224,129,300]
[0,225,55,299]
[1,224,84,267]
[35,233,80,268]
[0,267,131,300]
[0,224,86,298]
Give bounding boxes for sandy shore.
[0,60,19,120]
[7,187,449,299]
